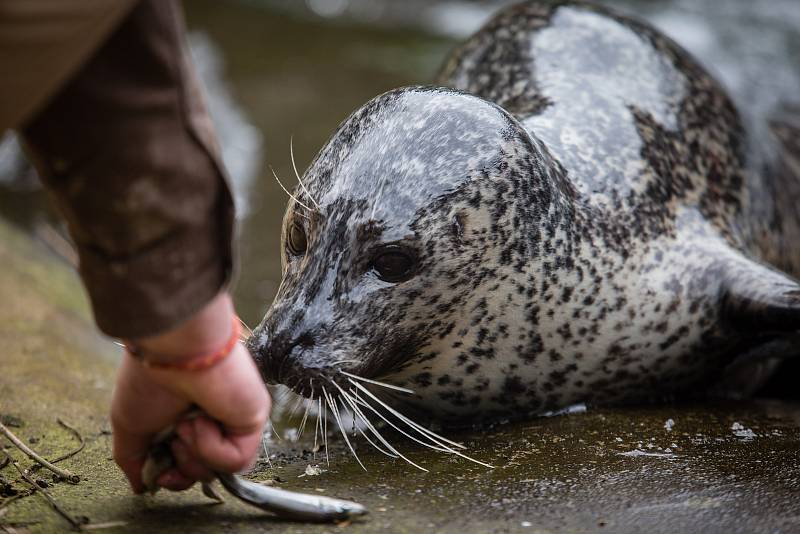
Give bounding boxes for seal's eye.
[287,222,307,256]
[371,247,415,283]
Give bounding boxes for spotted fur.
[248,1,800,423]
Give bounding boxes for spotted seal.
[247,0,800,424]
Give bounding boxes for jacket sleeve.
[20,0,236,338]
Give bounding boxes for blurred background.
[0,0,798,328]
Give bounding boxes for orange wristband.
[124,316,241,372]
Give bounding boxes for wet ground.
[2,0,800,532]
[1,218,799,532]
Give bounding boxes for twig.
[51,419,85,464]
[5,454,83,531]
[82,521,128,531]
[0,422,79,484]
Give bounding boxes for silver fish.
[215,472,366,522]
[141,413,367,523]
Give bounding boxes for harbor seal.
[247,0,800,424]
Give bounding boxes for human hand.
[110,292,271,493]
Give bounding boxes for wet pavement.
[1,218,799,533]
[2,0,799,532]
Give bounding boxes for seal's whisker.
[313,398,322,461]
[331,396,367,471]
[276,386,291,405]
[344,389,437,469]
[270,165,314,214]
[322,386,366,471]
[271,387,290,415]
[238,317,253,336]
[352,420,399,460]
[349,385,445,453]
[322,396,330,466]
[268,420,283,442]
[297,397,312,439]
[351,407,427,471]
[351,388,494,468]
[332,384,398,458]
[286,392,306,422]
[351,393,452,454]
[332,384,400,460]
[348,379,466,450]
[261,433,273,468]
[348,381,494,468]
[290,136,321,210]
[342,395,430,470]
[339,370,415,395]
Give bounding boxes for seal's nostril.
[294,333,315,349]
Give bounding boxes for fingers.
[111,425,148,494]
[171,429,214,481]
[156,468,195,492]
[110,294,271,495]
[110,355,191,493]
[146,343,270,475]
[177,416,263,474]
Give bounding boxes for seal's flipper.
[721,260,800,333]
[717,260,800,396]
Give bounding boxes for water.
[0,0,797,327]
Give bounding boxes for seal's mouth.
[245,320,424,401]
[246,325,493,472]
[308,371,494,472]
[276,362,358,400]
[245,331,373,400]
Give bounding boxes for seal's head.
[247,86,574,419]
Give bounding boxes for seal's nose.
[246,328,290,382]
[244,326,269,359]
[246,327,316,384]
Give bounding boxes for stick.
[82,521,129,530]
[50,419,85,464]
[0,422,79,484]
[5,455,83,531]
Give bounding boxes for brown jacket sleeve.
[20,0,236,338]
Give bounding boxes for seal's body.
[248,1,800,423]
